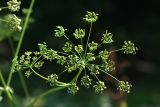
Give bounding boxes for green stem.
[64,35,82,58]
[0,6,8,10]
[57,51,70,56]
[31,55,42,66]
[58,69,68,76]
[18,73,30,97]
[0,18,9,23]
[8,36,30,98]
[85,22,93,56]
[98,68,120,82]
[109,48,123,53]
[70,69,82,83]
[64,35,74,45]
[8,37,15,56]
[0,68,15,107]
[27,86,68,107]
[30,67,48,80]
[97,42,103,49]
[7,0,36,86]
[27,69,82,107]
[30,67,68,86]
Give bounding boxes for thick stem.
[70,69,82,83]
[7,0,36,86]
[27,86,68,107]
[0,68,15,107]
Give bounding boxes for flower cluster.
[93,81,106,94]
[101,30,114,44]
[54,26,67,37]
[13,11,138,95]
[4,14,22,31]
[83,11,98,23]
[73,29,85,39]
[67,83,79,95]
[0,0,22,32]
[7,0,21,12]
[117,81,132,93]
[47,74,58,86]
[81,75,92,88]
[11,51,44,74]
[122,41,138,54]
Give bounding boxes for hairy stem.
[7,0,36,86]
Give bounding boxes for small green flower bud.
[73,28,85,39]
[122,41,138,54]
[57,56,66,65]
[83,11,98,23]
[93,81,106,94]
[101,30,113,44]
[54,26,67,37]
[25,70,32,78]
[86,53,95,62]
[68,55,79,64]
[103,60,115,72]
[67,64,77,72]
[88,41,98,51]
[63,42,72,52]
[75,45,83,53]
[47,74,58,86]
[34,61,44,69]
[38,43,59,61]
[117,81,132,93]
[99,50,110,61]
[11,56,22,72]
[38,42,47,53]
[77,59,86,70]
[7,0,21,12]
[81,75,92,88]
[67,83,79,95]
[89,64,99,75]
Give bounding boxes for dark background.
[0,0,160,107]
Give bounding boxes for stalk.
[85,22,93,56]
[7,0,36,86]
